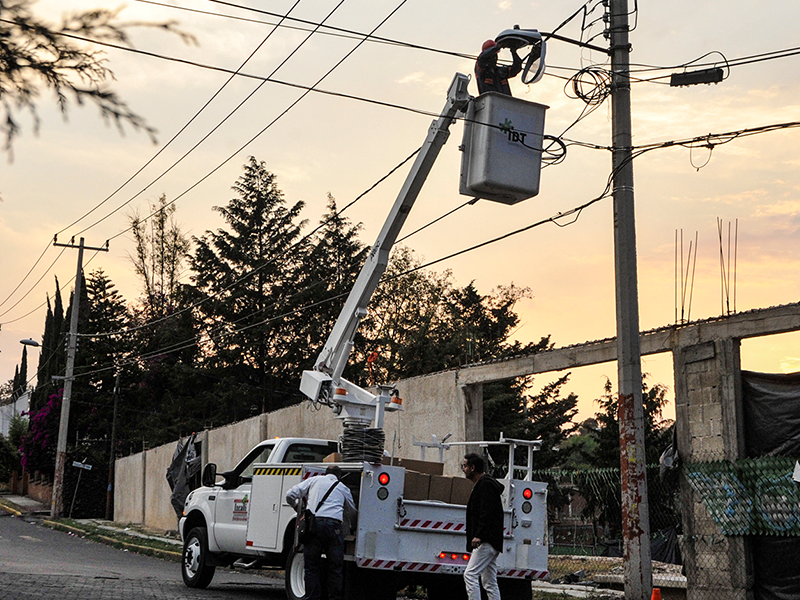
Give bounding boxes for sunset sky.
[2,0,799,424]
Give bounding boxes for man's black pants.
[303,517,344,600]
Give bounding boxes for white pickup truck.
[179,438,337,583]
[179,436,548,600]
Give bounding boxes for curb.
[0,498,23,517]
[42,520,183,562]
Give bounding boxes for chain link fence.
[529,456,800,600]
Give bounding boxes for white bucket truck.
[180,70,550,600]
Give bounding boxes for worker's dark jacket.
[475,47,522,95]
[465,474,505,553]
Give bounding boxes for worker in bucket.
[462,453,505,600]
[475,38,522,96]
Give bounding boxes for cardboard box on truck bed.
[403,471,430,501]
[428,475,453,502]
[382,456,444,476]
[450,477,474,505]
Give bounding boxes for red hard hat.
[482,39,497,51]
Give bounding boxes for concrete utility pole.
[105,370,120,521]
[607,0,652,598]
[51,237,108,518]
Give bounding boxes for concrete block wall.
[674,338,750,600]
[114,453,145,525]
[677,342,726,462]
[113,370,467,530]
[207,414,268,471]
[144,443,179,531]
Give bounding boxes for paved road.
[0,513,286,599]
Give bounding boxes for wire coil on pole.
[341,422,385,463]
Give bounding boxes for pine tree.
[17,346,27,399]
[30,278,65,412]
[292,194,367,373]
[574,376,676,537]
[189,157,307,418]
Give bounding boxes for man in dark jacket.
[462,453,504,600]
[475,39,522,96]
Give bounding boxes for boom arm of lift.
[300,72,471,427]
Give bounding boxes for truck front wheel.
[182,526,216,589]
[285,546,305,600]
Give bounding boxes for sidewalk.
[0,492,49,517]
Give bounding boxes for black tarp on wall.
[742,370,800,458]
[741,370,800,600]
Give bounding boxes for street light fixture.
[20,339,40,347]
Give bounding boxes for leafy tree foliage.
[293,194,367,371]
[20,390,61,476]
[572,376,676,537]
[129,195,191,319]
[0,434,17,482]
[0,414,27,481]
[18,157,572,512]
[0,0,193,155]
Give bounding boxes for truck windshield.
[284,442,338,463]
[239,444,274,480]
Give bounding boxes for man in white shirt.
[286,466,357,600]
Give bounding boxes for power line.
[100,0,411,245]
[0,247,106,327]
[631,120,800,151]
[628,46,800,84]
[134,0,475,61]
[57,0,308,238]
[68,157,636,381]
[0,246,67,319]
[34,130,733,384]
[0,1,407,322]
[0,1,311,320]
[0,241,52,311]
[77,146,421,340]
[70,0,350,239]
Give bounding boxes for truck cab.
[179,437,337,587]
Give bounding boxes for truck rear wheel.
[182,526,216,589]
[344,563,396,600]
[426,574,468,600]
[285,546,305,600]
[498,577,533,600]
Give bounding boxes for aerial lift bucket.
[459,92,548,205]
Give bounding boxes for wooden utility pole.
[51,237,108,518]
[608,0,652,598]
